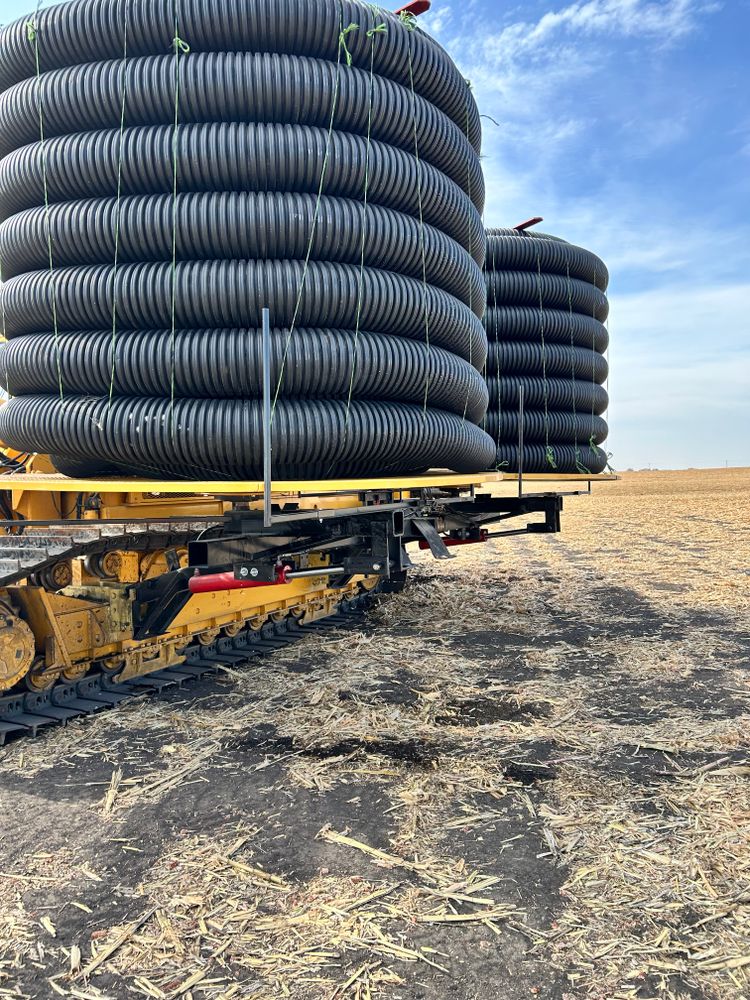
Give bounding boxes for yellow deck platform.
[0,470,617,494]
[503,473,618,482]
[1,471,507,495]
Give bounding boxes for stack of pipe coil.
[0,0,495,479]
[483,228,610,473]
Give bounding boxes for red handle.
[513,217,544,232]
[395,1,431,16]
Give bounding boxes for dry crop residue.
[0,468,748,1000]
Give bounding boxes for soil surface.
[0,468,748,1000]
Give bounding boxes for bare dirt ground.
[0,467,748,1000]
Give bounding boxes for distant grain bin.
[483,227,610,474]
[0,0,495,479]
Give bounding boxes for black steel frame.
[132,489,563,640]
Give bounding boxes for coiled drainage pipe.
[0,0,495,479]
[484,228,610,474]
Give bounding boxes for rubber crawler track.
[0,588,383,747]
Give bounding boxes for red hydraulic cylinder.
[188,567,289,594]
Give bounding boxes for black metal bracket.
[411,518,455,560]
[132,569,193,640]
[130,489,565,637]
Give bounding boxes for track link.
[0,522,214,587]
[0,594,376,747]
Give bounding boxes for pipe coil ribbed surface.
[0,329,489,424]
[2,396,495,480]
[0,125,485,262]
[484,228,610,474]
[0,0,495,478]
[0,0,482,146]
[0,193,485,308]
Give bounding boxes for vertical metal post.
[262,307,272,528]
[517,383,524,498]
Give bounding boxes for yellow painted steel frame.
[3,472,506,523]
[5,471,506,493]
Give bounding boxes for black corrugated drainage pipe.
[0,0,495,479]
[483,227,610,474]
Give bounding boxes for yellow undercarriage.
[0,570,376,694]
[3,468,493,694]
[0,465,614,695]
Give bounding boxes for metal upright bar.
[262,307,273,527]
[517,383,524,498]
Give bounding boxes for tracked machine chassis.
[0,472,570,743]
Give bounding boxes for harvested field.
[0,467,748,1000]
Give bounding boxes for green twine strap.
[596,267,615,473]
[535,246,553,467]
[344,25,383,428]
[338,22,358,65]
[403,20,431,415]
[108,8,130,409]
[26,14,64,403]
[574,446,591,475]
[591,265,611,472]
[565,259,580,461]
[591,266,598,427]
[272,8,359,416]
[461,86,475,421]
[169,9,189,439]
[325,18,385,478]
[0,238,5,345]
[0,256,8,399]
[490,240,503,452]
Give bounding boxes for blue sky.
[419,0,750,469]
[1,0,749,469]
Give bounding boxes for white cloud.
[420,4,453,36]
[425,0,737,290]
[477,151,746,289]
[428,0,720,130]
[490,0,718,53]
